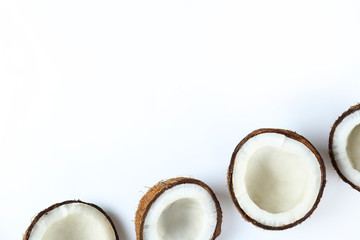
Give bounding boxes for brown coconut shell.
[135,177,222,240]
[227,128,326,230]
[23,200,119,240]
[329,103,360,191]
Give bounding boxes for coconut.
[23,200,118,240]
[135,177,222,240]
[228,128,326,230]
[329,104,360,191]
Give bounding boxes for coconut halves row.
[24,104,360,239]
[24,178,222,240]
[225,104,360,230]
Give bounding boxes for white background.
[1,0,360,239]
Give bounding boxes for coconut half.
[23,200,118,240]
[135,177,222,240]
[329,104,360,191]
[228,128,326,230]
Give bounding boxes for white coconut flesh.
[332,110,360,186]
[232,132,322,227]
[28,202,116,240]
[143,183,218,240]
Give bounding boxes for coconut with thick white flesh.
[23,200,118,240]
[228,128,326,230]
[135,177,222,240]
[330,104,360,191]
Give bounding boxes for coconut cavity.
[346,124,360,171]
[245,146,310,214]
[157,198,205,239]
[228,129,325,230]
[330,104,360,191]
[24,201,118,240]
[135,178,222,240]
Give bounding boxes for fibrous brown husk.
[135,177,222,240]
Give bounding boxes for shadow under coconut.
[293,124,337,178]
[105,210,131,240]
[306,135,338,179]
[209,182,240,239]
[290,129,346,222]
